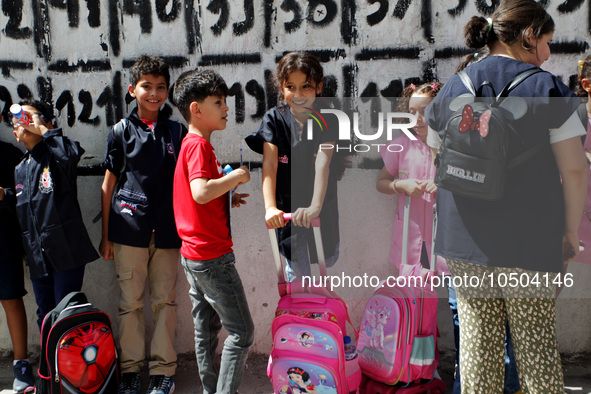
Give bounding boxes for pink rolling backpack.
[266,215,362,394]
[357,197,446,393]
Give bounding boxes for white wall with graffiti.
[1,0,591,358]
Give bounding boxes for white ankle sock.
[13,359,30,366]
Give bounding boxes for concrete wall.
[1,0,591,357]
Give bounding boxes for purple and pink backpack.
[357,280,439,385]
[357,197,445,392]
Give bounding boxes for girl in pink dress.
[376,82,449,276]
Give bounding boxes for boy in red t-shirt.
[170,69,254,394]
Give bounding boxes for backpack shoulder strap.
[112,118,128,145]
[112,119,128,178]
[457,71,476,96]
[498,68,546,98]
[166,120,186,155]
[506,135,550,169]
[93,120,128,224]
[499,69,549,168]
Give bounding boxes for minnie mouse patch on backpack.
[434,68,548,201]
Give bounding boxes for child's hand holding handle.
[292,206,321,228]
[265,212,321,229]
[265,207,286,229]
[395,179,425,198]
[419,179,438,194]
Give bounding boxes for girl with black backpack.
[425,1,587,392]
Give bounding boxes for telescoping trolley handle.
[266,214,327,293]
[400,195,437,272]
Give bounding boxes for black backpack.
[434,68,548,201]
[36,292,119,394]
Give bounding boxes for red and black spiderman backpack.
[36,292,118,394]
[434,68,548,201]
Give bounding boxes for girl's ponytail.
[464,16,495,49]
[462,0,554,52]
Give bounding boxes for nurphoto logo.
[306,107,419,153]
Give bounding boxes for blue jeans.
[285,238,340,283]
[181,253,254,394]
[30,264,85,329]
[285,234,313,283]
[447,280,521,393]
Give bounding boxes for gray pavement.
[0,350,589,393]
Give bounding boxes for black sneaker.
[117,372,141,394]
[13,360,35,393]
[146,375,175,394]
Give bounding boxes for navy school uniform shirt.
[425,56,580,273]
[103,108,186,249]
[245,104,340,265]
[9,129,99,279]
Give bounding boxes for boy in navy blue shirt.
[1,100,98,333]
[100,55,186,394]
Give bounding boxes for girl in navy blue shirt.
[246,52,341,282]
[425,1,587,392]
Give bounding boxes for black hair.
[464,0,554,52]
[169,69,229,122]
[287,367,310,382]
[18,99,55,126]
[276,51,324,98]
[129,55,171,88]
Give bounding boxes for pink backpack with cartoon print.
[357,281,439,384]
[266,215,362,394]
[357,197,444,388]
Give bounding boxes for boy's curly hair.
[130,55,170,88]
[169,69,229,122]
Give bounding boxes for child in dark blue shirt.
[1,100,98,333]
[100,55,186,394]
